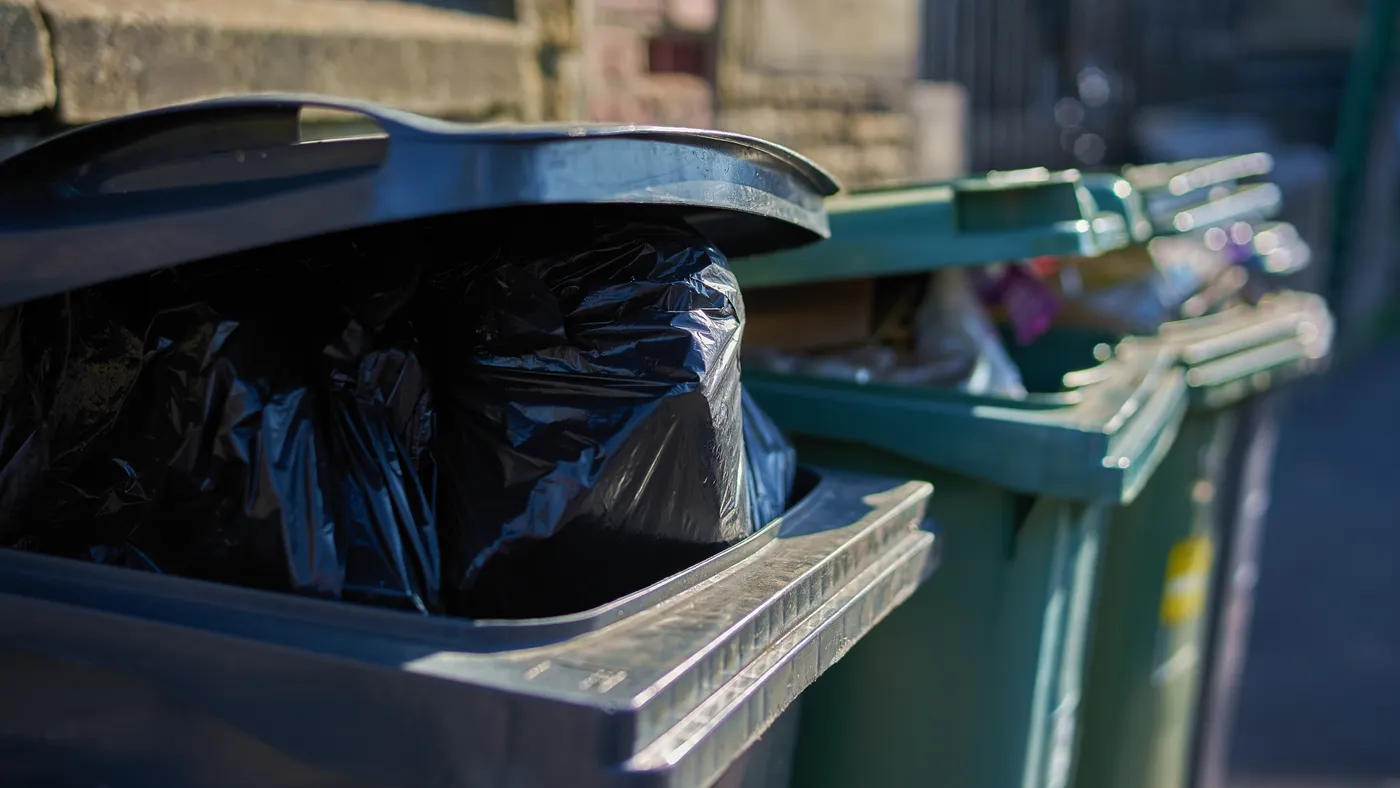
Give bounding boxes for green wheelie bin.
[732,169,1189,788]
[1057,158,1332,788]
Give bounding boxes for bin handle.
[0,95,460,201]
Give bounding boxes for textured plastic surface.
[1075,408,1233,788]
[0,470,935,788]
[1157,183,1283,236]
[747,347,1187,505]
[790,453,1111,788]
[1117,155,1282,237]
[733,169,1130,290]
[0,94,839,308]
[758,349,1182,788]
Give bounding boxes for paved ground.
[1230,337,1400,786]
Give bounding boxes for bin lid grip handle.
[0,94,452,201]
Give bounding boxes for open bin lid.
[0,93,839,309]
[1121,154,1280,236]
[733,167,1130,290]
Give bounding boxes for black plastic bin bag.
[0,213,796,620]
[743,387,797,528]
[0,246,442,614]
[0,91,842,622]
[421,217,753,617]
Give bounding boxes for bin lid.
[1083,173,1155,243]
[1122,153,1273,195]
[1122,153,1279,236]
[1117,291,1332,409]
[1155,182,1282,236]
[733,167,1129,289]
[0,94,839,309]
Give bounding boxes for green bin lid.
[1122,154,1281,236]
[734,167,1130,289]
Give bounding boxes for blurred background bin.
[1039,159,1334,788]
[735,169,1189,788]
[0,95,943,788]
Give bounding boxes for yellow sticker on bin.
[1160,535,1214,625]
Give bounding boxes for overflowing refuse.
[0,206,798,621]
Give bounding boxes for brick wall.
[566,0,965,190]
[714,70,915,188]
[578,0,717,127]
[0,0,545,125]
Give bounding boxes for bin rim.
[745,347,1189,504]
[0,468,912,652]
[0,469,935,788]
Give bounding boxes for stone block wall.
[569,0,965,190]
[710,0,959,190]
[714,71,917,189]
[0,0,964,192]
[0,0,556,161]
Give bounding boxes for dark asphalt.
[1230,338,1400,782]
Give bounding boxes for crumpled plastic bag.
[0,250,441,614]
[418,218,755,618]
[2,215,798,620]
[913,269,1027,398]
[122,308,440,612]
[742,388,796,528]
